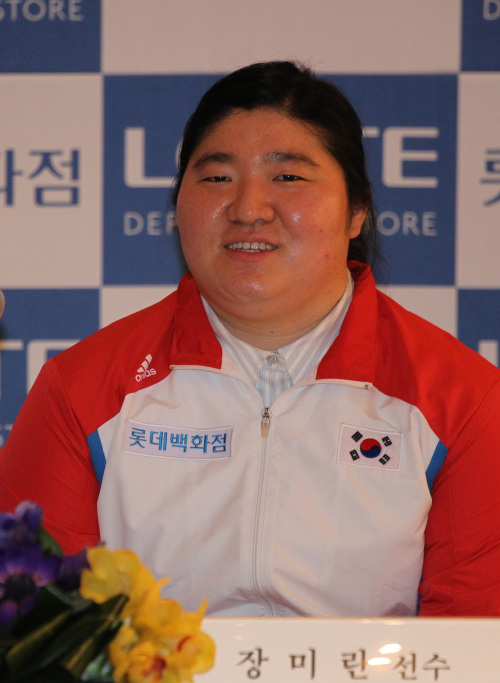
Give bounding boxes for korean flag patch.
[337,424,403,471]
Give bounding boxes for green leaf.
[37,527,63,556]
[5,589,97,680]
[0,658,9,682]
[8,668,74,683]
[58,594,128,679]
[12,584,90,640]
[3,594,127,682]
[5,609,74,679]
[0,632,17,649]
[80,651,113,681]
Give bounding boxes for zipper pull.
[261,407,271,438]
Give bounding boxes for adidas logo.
[135,354,156,382]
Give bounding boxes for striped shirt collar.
[202,271,353,400]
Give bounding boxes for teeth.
[226,241,277,252]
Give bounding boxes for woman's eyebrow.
[191,150,320,169]
[266,151,319,167]
[192,152,235,169]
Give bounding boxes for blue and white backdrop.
[0,0,499,446]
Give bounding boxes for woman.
[1,61,500,617]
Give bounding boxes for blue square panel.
[462,0,500,71]
[328,75,457,286]
[0,288,99,446]
[0,0,101,73]
[458,289,500,363]
[103,74,219,286]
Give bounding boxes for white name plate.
[202,617,500,682]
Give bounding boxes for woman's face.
[176,107,365,332]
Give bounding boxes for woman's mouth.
[225,241,277,252]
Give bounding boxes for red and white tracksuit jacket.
[1,262,500,617]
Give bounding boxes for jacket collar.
[170,272,223,368]
[170,263,378,383]
[316,261,377,383]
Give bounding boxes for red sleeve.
[0,359,100,554]
[420,379,500,616]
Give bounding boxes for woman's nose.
[226,179,275,225]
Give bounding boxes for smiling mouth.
[225,241,277,252]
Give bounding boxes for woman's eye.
[203,175,230,182]
[275,174,304,182]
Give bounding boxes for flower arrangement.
[0,502,215,683]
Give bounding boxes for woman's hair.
[172,60,377,265]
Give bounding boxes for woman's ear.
[348,207,367,239]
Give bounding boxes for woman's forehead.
[193,107,329,157]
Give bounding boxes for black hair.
[172,60,378,265]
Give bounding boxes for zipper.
[253,403,278,615]
[261,406,271,438]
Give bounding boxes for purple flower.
[0,515,17,550]
[56,549,89,592]
[15,501,43,541]
[0,501,43,549]
[0,543,61,629]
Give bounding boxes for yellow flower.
[80,547,216,681]
[80,547,163,618]
[167,631,217,676]
[110,635,181,683]
[132,582,204,639]
[130,583,215,675]
[109,625,138,681]
[109,628,215,683]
